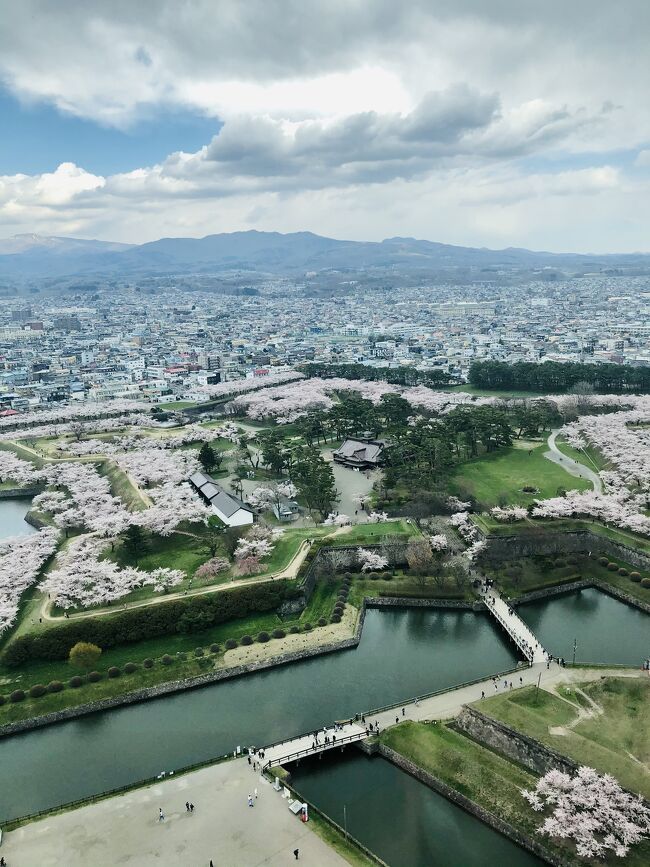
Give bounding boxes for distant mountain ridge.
[0,230,648,279]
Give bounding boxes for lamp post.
[573,638,577,666]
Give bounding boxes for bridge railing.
[263,731,366,770]
[484,599,535,661]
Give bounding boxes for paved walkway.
[363,664,644,733]
[481,586,547,663]
[545,429,603,493]
[2,758,348,867]
[258,721,368,770]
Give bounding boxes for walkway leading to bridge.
[481,586,547,663]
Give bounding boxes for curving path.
[545,429,603,494]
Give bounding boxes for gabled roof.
[334,438,383,463]
[189,470,253,517]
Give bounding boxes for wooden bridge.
[482,588,547,663]
[256,721,369,771]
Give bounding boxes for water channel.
[290,751,545,867]
[518,587,649,665]
[0,608,519,821]
[0,497,37,540]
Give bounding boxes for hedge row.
[4,581,297,666]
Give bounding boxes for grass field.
[449,444,591,509]
[477,678,650,799]
[97,459,148,511]
[381,719,650,867]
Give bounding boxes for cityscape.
[0,3,649,867]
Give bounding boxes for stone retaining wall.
[0,487,42,499]
[24,510,50,530]
[453,706,578,777]
[367,596,476,611]
[510,579,650,615]
[378,743,567,867]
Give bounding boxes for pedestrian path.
[545,429,603,493]
[255,722,368,770]
[481,586,546,663]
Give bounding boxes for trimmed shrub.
[194,647,205,657]
[47,680,64,693]
[29,684,46,698]
[69,676,84,688]
[87,670,102,682]
[124,662,137,674]
[598,556,609,566]
[143,658,154,669]
[330,613,342,623]
[618,567,628,576]
[630,573,642,583]
[10,689,26,703]
[257,631,270,643]
[177,651,187,661]
[381,571,392,580]
[553,558,565,568]
[161,654,173,665]
[225,638,238,650]
[317,617,327,627]
[272,628,286,639]
[303,622,312,631]
[0,694,5,706]
[343,572,354,581]
[107,666,121,678]
[240,635,253,646]
[607,562,618,571]
[367,571,379,580]
[641,578,650,588]
[210,643,220,654]
[289,626,299,634]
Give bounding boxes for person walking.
[248,794,254,807]
[396,716,399,724]
[401,707,405,716]
[158,808,165,822]
[190,803,195,813]
[185,801,190,812]
[481,690,485,699]
[294,849,300,860]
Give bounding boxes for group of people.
[158,801,197,822]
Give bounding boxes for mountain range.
[0,231,648,279]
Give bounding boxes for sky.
[1,1,649,252]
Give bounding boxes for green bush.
[124,662,137,674]
[225,638,238,649]
[257,631,270,643]
[210,643,220,654]
[303,622,312,631]
[607,562,618,572]
[240,635,253,646]
[69,675,84,688]
[618,567,628,576]
[29,684,46,698]
[330,614,341,623]
[87,670,102,682]
[107,666,121,678]
[47,680,64,693]
[143,658,154,669]
[4,579,296,666]
[10,689,26,702]
[272,628,286,639]
[343,572,354,581]
[161,654,173,665]
[177,651,187,661]
[289,626,299,634]
[598,556,609,566]
[194,647,204,657]
[0,695,5,706]
[317,618,327,627]
[630,571,641,580]
[553,558,565,568]
[641,578,650,588]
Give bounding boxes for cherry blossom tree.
[522,766,650,859]
[0,528,60,634]
[357,548,389,572]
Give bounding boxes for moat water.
[0,497,37,540]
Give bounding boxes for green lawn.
[381,720,650,867]
[449,444,591,509]
[156,401,197,410]
[330,518,417,545]
[477,679,650,799]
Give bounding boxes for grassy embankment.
[484,551,650,604]
[381,719,650,867]
[448,443,591,510]
[476,678,650,799]
[0,578,343,726]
